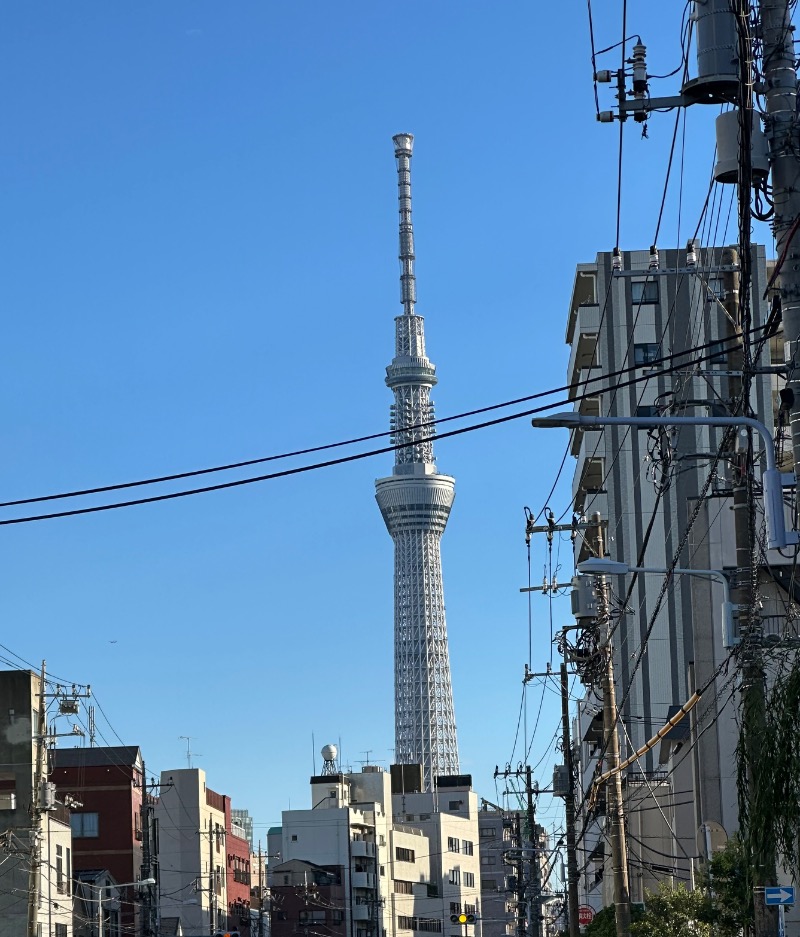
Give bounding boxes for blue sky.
[0,1,758,841]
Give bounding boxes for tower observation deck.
[375,133,459,789]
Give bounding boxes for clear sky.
[0,1,766,844]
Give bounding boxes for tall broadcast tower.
[375,133,459,789]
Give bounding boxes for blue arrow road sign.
[765,887,795,906]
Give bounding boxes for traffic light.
[449,914,476,925]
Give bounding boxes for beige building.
[270,761,482,937]
[156,767,229,934]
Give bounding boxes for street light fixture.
[531,412,797,550]
[90,878,156,937]
[576,557,738,647]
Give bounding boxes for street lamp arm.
[533,412,797,550]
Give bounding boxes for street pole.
[258,842,265,937]
[514,815,526,937]
[560,663,580,937]
[525,766,543,937]
[140,761,153,937]
[27,661,46,937]
[590,515,631,937]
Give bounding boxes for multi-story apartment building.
[270,763,482,937]
[52,745,149,935]
[156,767,251,935]
[0,669,73,937]
[477,807,551,937]
[561,244,793,910]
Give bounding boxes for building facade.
[270,763,482,937]
[0,669,72,937]
[563,243,792,908]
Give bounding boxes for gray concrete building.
[561,243,794,908]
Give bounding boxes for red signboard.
[578,905,595,927]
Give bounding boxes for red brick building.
[51,745,149,934]
[222,791,253,931]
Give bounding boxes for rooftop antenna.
[393,133,416,318]
[179,736,199,769]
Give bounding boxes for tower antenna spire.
[393,133,416,317]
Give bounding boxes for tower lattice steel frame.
[375,133,459,789]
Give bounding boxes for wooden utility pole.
[560,662,580,937]
[589,515,631,937]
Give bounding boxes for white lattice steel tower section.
[375,133,459,789]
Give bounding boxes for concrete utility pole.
[559,663,580,937]
[589,516,631,937]
[140,762,157,937]
[513,815,526,937]
[27,661,47,937]
[525,766,543,937]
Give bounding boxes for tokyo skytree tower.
[375,133,459,789]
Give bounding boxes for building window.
[395,880,414,895]
[448,800,463,811]
[450,903,461,915]
[481,878,497,891]
[395,847,415,863]
[448,837,460,853]
[631,279,659,304]
[462,840,473,856]
[70,812,99,838]
[300,911,327,924]
[56,844,66,894]
[479,827,496,838]
[706,277,724,301]
[449,869,461,885]
[464,872,475,888]
[464,904,476,915]
[398,917,415,931]
[426,883,439,898]
[417,921,442,933]
[291,834,298,842]
[480,855,496,866]
[633,343,661,366]
[55,926,67,937]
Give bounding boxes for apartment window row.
[398,917,442,933]
[394,880,414,895]
[395,847,415,863]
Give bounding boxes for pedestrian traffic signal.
[449,914,476,924]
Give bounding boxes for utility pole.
[27,661,47,937]
[513,815,526,937]
[258,842,266,937]
[589,515,631,937]
[209,821,215,936]
[559,663,580,937]
[524,766,543,937]
[140,762,157,937]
